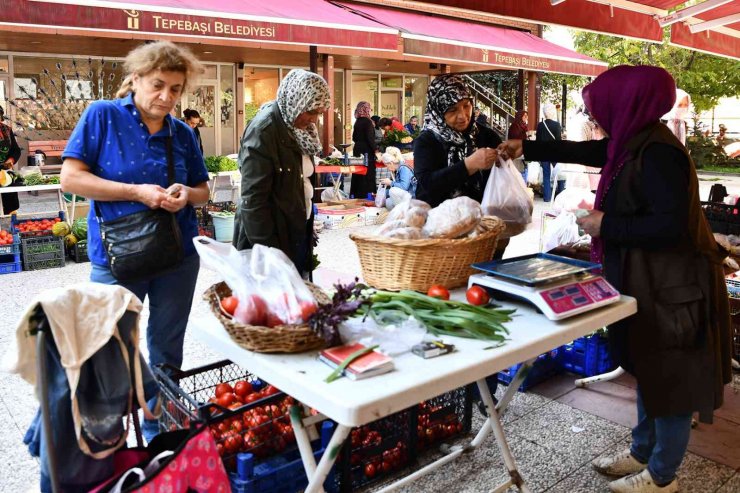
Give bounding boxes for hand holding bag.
[96,136,184,282]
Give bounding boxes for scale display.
[470,254,620,320]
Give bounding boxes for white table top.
[0,184,62,193]
[191,294,636,427]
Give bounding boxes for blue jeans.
[541,162,565,202]
[630,389,692,485]
[90,253,200,441]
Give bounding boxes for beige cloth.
[4,283,142,398]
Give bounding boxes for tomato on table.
[427,284,450,300]
[466,285,490,306]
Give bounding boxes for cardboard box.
[316,205,365,230]
[363,206,388,226]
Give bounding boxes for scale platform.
[469,253,620,320]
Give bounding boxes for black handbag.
[96,137,184,282]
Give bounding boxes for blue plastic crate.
[0,256,22,275]
[560,334,615,377]
[230,421,338,493]
[498,348,563,392]
[0,233,21,256]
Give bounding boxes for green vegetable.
[71,217,88,241]
[22,173,44,186]
[358,290,513,343]
[325,344,379,383]
[44,175,60,184]
[204,156,221,173]
[205,155,238,173]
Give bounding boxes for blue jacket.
[388,163,416,197]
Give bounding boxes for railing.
[461,75,516,140]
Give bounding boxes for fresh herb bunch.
[309,278,367,346]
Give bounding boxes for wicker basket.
[204,281,331,353]
[350,216,506,291]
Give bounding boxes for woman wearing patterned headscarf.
[500,65,731,493]
[234,69,330,274]
[414,74,501,208]
[350,101,377,199]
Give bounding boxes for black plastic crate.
[701,201,740,235]
[338,409,414,492]
[70,241,89,263]
[153,360,298,471]
[415,385,473,452]
[21,235,65,271]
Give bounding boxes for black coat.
[523,125,732,421]
[414,125,501,207]
[1,122,21,212]
[350,117,377,199]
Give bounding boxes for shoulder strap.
[544,121,557,140]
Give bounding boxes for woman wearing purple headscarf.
[499,66,731,493]
[350,101,377,199]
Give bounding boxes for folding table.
[190,292,636,492]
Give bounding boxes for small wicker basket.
[204,281,331,353]
[350,216,506,291]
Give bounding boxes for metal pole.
[561,81,568,131]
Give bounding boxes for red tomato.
[466,285,490,306]
[220,296,238,316]
[224,435,241,454]
[263,385,280,396]
[217,393,235,408]
[299,301,317,322]
[243,295,267,326]
[364,463,376,478]
[215,383,234,398]
[234,380,253,398]
[427,284,450,300]
[265,311,286,328]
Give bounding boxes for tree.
[572,31,740,112]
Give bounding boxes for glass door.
[0,76,8,117]
[181,82,217,156]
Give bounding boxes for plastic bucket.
[211,214,235,242]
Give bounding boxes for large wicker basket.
[204,282,331,353]
[350,216,506,291]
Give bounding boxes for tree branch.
[685,51,697,71]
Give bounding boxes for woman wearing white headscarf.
[663,89,691,145]
[234,69,331,274]
[537,102,563,202]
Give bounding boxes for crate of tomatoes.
[11,211,66,238]
[154,360,304,471]
[415,385,473,452]
[0,229,21,274]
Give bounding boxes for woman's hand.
[134,183,169,209]
[497,140,524,160]
[576,210,604,238]
[381,178,392,186]
[160,183,189,213]
[2,158,13,170]
[464,147,498,175]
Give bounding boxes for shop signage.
[5,0,398,51]
[404,38,606,77]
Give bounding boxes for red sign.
[404,39,607,77]
[2,0,398,51]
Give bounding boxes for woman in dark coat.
[233,69,330,274]
[500,65,732,493]
[0,106,21,213]
[413,74,500,208]
[349,101,377,199]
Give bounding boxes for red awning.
[421,0,740,60]
[338,2,608,77]
[7,0,398,52]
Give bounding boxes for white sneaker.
[609,470,679,493]
[592,449,648,477]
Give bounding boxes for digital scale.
[468,253,621,320]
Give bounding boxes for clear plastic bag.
[552,187,595,213]
[482,158,533,225]
[375,183,387,207]
[542,210,581,252]
[193,237,317,326]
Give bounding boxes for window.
[65,80,94,100]
[14,77,37,99]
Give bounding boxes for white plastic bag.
[542,210,581,252]
[552,187,595,213]
[321,187,347,202]
[193,237,317,326]
[375,183,387,207]
[339,316,427,357]
[527,162,542,186]
[482,158,533,225]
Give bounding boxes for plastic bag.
[321,187,347,202]
[482,158,533,225]
[375,183,387,207]
[527,162,542,185]
[338,316,427,357]
[193,237,317,326]
[552,187,595,213]
[542,210,581,252]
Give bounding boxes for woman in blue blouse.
[60,41,209,440]
[380,147,416,209]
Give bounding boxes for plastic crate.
[229,421,337,493]
[337,408,414,492]
[21,235,65,271]
[498,348,563,391]
[0,253,22,274]
[11,211,66,238]
[0,233,21,256]
[415,385,473,452]
[701,202,740,235]
[153,360,299,471]
[70,241,89,263]
[560,334,615,377]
